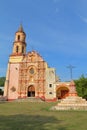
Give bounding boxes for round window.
[29,68,34,74]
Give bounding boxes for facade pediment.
[26,51,44,62]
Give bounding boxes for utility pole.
[67,65,75,80]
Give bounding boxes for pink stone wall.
[7,63,20,100]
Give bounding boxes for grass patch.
[0,101,87,130]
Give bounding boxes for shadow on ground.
[0,114,66,130]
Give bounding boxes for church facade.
[4,25,76,101]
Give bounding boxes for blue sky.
[0,0,87,81]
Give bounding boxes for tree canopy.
[74,75,87,100]
[0,77,5,86]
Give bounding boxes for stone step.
[61,97,86,103]
[58,103,87,106]
[61,100,87,104]
[15,97,44,102]
[62,96,85,100]
[51,96,87,110]
[52,106,87,110]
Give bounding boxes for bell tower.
[12,24,26,55]
[4,25,27,100]
[9,25,27,63]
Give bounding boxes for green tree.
[0,77,5,86]
[74,75,87,100]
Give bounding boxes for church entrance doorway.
[27,85,35,97]
[56,86,69,99]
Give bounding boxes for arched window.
[22,46,24,53]
[18,35,20,41]
[16,46,19,53]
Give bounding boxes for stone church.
[4,25,77,101]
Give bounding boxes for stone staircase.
[15,97,45,102]
[51,96,87,110]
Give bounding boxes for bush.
[0,77,5,86]
[74,75,87,100]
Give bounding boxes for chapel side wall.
[7,63,20,100]
[45,68,56,101]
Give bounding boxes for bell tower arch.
[12,24,26,55]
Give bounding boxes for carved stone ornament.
[28,66,36,75]
[11,86,16,92]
